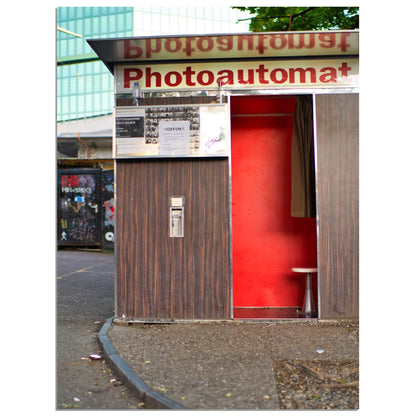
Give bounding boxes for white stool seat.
[292,267,317,273]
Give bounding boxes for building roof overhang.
[87,30,359,74]
[57,114,113,139]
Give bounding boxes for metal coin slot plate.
[169,196,185,238]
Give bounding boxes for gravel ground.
[274,359,359,409]
[109,320,359,410]
[271,321,359,409]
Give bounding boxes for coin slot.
[170,207,184,237]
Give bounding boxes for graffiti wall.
[58,169,102,246]
[101,170,115,248]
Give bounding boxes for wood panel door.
[315,93,359,319]
[115,158,230,320]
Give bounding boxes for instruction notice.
[114,104,228,158]
[116,116,144,137]
[115,108,158,156]
[158,120,190,155]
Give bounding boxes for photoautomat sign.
[115,31,358,62]
[115,59,358,93]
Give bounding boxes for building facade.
[57,7,250,121]
[57,7,134,121]
[57,7,250,248]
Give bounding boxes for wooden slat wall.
[315,93,359,319]
[115,158,231,320]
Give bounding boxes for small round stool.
[292,267,317,318]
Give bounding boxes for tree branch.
[284,7,317,30]
[237,7,318,28]
[292,7,317,19]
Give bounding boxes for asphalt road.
[56,249,142,410]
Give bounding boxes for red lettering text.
[145,38,162,58]
[165,38,182,53]
[319,33,336,49]
[255,64,269,84]
[217,70,234,85]
[124,68,143,88]
[238,35,254,51]
[61,175,79,187]
[319,67,337,83]
[121,61,356,91]
[237,69,254,84]
[197,37,214,52]
[183,37,196,56]
[338,62,352,78]
[182,66,196,86]
[165,71,181,87]
[270,68,288,84]
[216,36,233,51]
[338,33,351,52]
[145,67,161,87]
[197,70,215,86]
[256,34,268,54]
[124,33,355,61]
[269,34,287,50]
[289,67,316,84]
[288,33,315,49]
[123,40,143,59]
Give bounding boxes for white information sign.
[158,120,190,156]
[114,104,230,158]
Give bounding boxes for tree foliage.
[233,7,359,31]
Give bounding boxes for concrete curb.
[98,316,187,410]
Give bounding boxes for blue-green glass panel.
[77,94,85,114]
[100,15,108,33]
[117,13,125,31]
[57,7,66,20]
[83,7,92,18]
[85,94,92,113]
[76,19,83,35]
[61,78,69,96]
[67,8,76,20]
[92,7,101,17]
[92,16,100,33]
[84,75,93,93]
[108,14,116,31]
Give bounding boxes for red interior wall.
[231,96,317,307]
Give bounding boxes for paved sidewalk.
[100,319,359,410]
[56,250,142,409]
